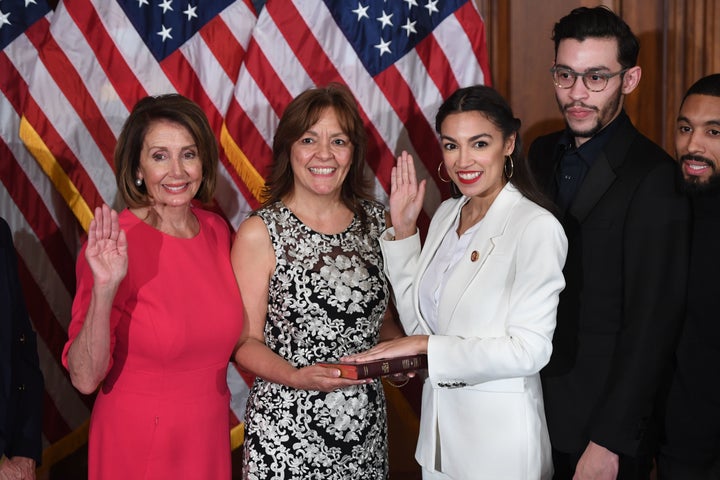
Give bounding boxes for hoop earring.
[504,156,514,180]
[437,162,451,183]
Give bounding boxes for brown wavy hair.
[115,94,218,208]
[261,83,374,223]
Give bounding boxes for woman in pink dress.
[62,94,243,480]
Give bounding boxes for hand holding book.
[317,353,427,380]
[326,335,430,379]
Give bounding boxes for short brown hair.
[115,94,218,208]
[263,83,373,218]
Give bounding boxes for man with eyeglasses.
[528,6,690,480]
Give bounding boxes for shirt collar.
[560,109,628,164]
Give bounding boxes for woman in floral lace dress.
[231,83,402,479]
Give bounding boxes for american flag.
[221,0,491,453]
[3,0,491,470]
[222,0,492,229]
[5,0,257,466]
[1,0,88,464]
[19,0,257,231]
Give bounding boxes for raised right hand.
[85,204,128,289]
[390,151,426,239]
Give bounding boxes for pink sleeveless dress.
[63,208,243,479]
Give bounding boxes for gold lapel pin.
[470,250,479,262]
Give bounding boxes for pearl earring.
[135,178,143,187]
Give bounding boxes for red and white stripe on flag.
[12,0,258,458]
[1,0,91,465]
[4,0,492,464]
[20,0,258,231]
[221,0,492,231]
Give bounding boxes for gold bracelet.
[385,377,409,388]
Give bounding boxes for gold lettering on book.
[381,362,390,374]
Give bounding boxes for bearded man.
[657,73,720,480]
[528,6,691,480]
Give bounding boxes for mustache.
[680,154,714,166]
[562,102,598,112]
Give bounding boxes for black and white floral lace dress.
[242,200,390,480]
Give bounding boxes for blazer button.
[19,333,26,343]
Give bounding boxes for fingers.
[117,228,128,256]
[89,204,122,242]
[84,204,129,284]
[99,204,120,240]
[97,204,112,240]
[109,206,120,240]
[395,151,417,186]
[416,179,427,208]
[88,205,107,243]
[308,365,370,391]
[343,343,393,362]
[316,365,342,378]
[390,151,421,200]
[404,151,417,186]
[399,151,410,184]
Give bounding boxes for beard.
[558,88,623,139]
[679,155,720,195]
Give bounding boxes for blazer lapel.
[412,197,465,334]
[437,185,521,332]
[417,198,465,275]
[568,152,615,222]
[568,113,636,222]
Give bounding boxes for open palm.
[85,204,128,288]
[389,151,426,238]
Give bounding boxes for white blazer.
[381,184,567,480]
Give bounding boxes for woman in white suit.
[346,85,568,479]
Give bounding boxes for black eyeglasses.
[550,66,629,92]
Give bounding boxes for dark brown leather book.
[317,354,428,379]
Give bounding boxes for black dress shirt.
[555,113,625,213]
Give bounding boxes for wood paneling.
[619,1,667,148]
[664,0,720,152]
